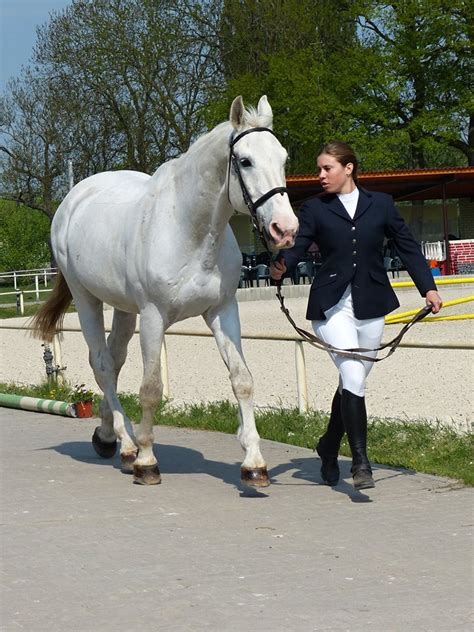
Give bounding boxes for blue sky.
[0,0,72,92]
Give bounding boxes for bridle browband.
[227,127,288,244]
[227,127,432,362]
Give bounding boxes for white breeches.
[312,286,385,397]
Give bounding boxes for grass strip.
[1,381,472,486]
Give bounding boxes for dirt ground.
[0,279,472,430]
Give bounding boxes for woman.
[270,141,442,490]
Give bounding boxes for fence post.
[160,337,170,398]
[68,159,74,190]
[16,291,25,315]
[294,340,308,413]
[52,334,65,385]
[35,275,40,301]
[13,271,17,290]
[44,270,48,287]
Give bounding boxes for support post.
[442,183,451,273]
[160,337,170,399]
[35,275,40,301]
[68,160,74,190]
[52,334,65,385]
[294,340,308,413]
[16,291,24,315]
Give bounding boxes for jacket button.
[352,239,356,244]
[351,226,356,231]
[353,263,357,267]
[353,250,357,255]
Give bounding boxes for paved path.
[0,407,472,631]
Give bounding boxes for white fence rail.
[422,241,446,261]
[0,322,472,414]
[0,289,52,313]
[0,268,57,290]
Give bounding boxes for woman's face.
[317,153,355,194]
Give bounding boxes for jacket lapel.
[322,194,353,222]
[353,188,373,220]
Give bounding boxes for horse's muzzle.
[268,221,297,250]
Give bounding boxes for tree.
[354,0,473,167]
[0,200,50,272]
[0,70,70,221]
[208,0,358,173]
[209,0,472,171]
[34,0,223,173]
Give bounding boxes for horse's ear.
[257,95,273,129]
[230,96,245,130]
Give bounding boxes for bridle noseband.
[227,127,288,245]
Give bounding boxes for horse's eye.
[240,158,252,168]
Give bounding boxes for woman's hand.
[270,258,287,281]
[425,290,443,313]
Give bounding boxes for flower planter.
[74,400,93,418]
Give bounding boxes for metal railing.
[0,320,472,414]
[0,267,57,290]
[0,288,52,313]
[1,277,472,412]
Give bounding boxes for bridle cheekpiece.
[227,127,288,247]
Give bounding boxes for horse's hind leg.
[71,293,137,468]
[94,309,138,469]
[204,299,269,488]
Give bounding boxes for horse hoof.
[92,427,117,459]
[120,451,138,473]
[133,464,162,485]
[241,466,270,488]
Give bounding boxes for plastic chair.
[251,264,270,287]
[293,261,313,284]
[238,266,251,288]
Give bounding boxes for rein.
[228,126,433,362]
[275,285,432,362]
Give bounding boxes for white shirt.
[337,187,359,219]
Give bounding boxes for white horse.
[33,96,298,487]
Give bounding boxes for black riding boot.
[341,389,375,490]
[315,389,344,485]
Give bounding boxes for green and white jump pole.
[0,393,76,417]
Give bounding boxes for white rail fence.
[421,241,446,261]
[0,267,57,289]
[0,322,472,414]
[0,267,57,313]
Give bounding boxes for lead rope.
[253,218,432,362]
[274,282,432,362]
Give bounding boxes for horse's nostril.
[270,222,284,239]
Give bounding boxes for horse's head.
[227,95,298,252]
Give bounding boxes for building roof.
[286,166,474,204]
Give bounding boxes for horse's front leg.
[133,304,164,485]
[205,299,269,487]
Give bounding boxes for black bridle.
[227,127,288,245]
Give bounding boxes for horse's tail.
[30,271,73,342]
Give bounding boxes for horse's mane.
[151,103,273,179]
[243,105,272,129]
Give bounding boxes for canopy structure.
[286,166,474,273]
[286,166,474,204]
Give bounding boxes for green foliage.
[0,200,51,272]
[352,0,473,167]
[1,0,471,215]
[210,0,472,169]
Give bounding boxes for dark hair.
[318,141,359,183]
